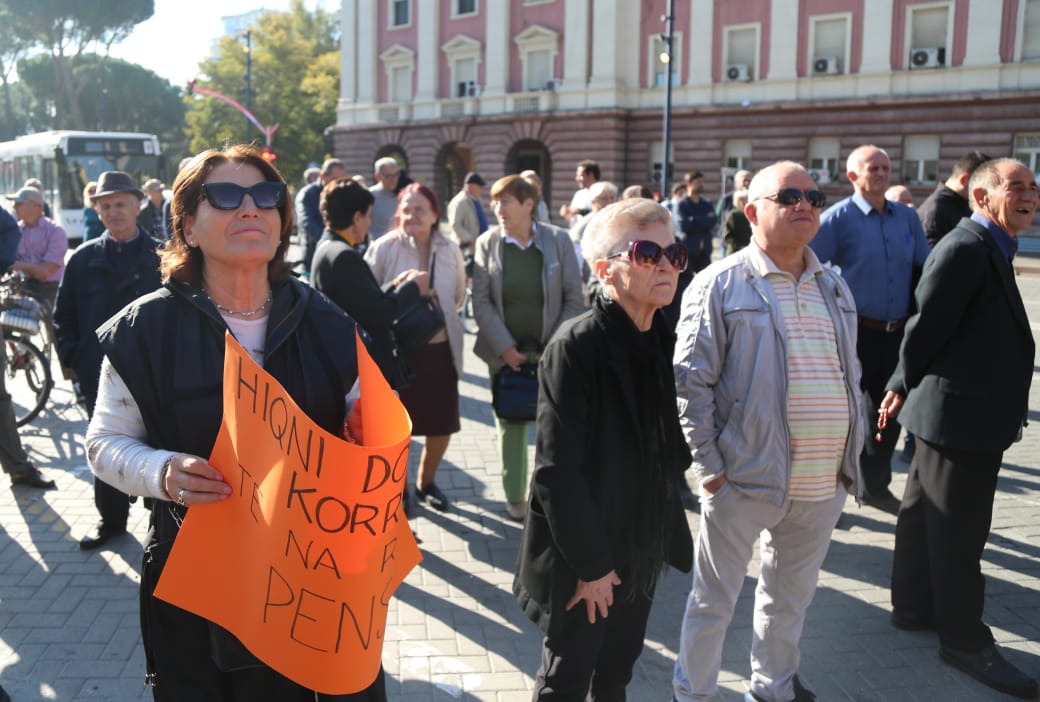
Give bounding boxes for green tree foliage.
[1,0,154,128]
[17,53,188,160]
[0,3,32,140]
[185,0,340,182]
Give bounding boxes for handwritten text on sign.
[154,331,420,694]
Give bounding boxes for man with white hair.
[368,156,401,238]
[673,161,864,702]
[879,158,1037,699]
[809,145,929,513]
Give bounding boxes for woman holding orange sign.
[85,145,388,701]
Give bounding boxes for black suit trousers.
[856,325,904,495]
[890,438,1000,652]
[532,592,654,701]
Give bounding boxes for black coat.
[310,229,412,389]
[513,295,693,637]
[917,184,972,247]
[887,217,1034,453]
[52,230,162,408]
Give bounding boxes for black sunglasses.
[201,182,286,211]
[758,188,826,209]
[607,240,689,271]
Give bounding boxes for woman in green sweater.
[472,175,584,520]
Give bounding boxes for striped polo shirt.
[747,239,850,501]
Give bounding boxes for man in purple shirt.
[6,186,68,310]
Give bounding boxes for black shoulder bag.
[391,254,446,356]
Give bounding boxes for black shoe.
[79,523,127,551]
[940,644,1039,699]
[890,609,935,631]
[10,467,56,490]
[862,488,901,514]
[745,675,815,702]
[678,480,698,511]
[417,483,450,512]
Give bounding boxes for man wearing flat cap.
[6,186,68,313]
[53,170,163,551]
[448,172,488,249]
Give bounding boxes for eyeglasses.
[201,182,286,211]
[756,188,826,209]
[607,240,688,271]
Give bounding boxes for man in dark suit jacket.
[880,158,1037,699]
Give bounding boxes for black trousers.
[532,592,654,702]
[890,438,1000,652]
[856,324,904,495]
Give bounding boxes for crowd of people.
[0,142,1036,702]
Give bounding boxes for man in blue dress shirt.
[809,145,930,512]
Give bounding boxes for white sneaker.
[506,500,526,521]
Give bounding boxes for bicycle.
[0,279,52,425]
[459,248,478,334]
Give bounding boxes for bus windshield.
[61,136,162,209]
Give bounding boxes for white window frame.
[905,1,953,69]
[379,44,416,103]
[452,0,478,19]
[649,32,683,88]
[1013,133,1040,174]
[808,13,851,75]
[1016,0,1040,61]
[808,137,842,183]
[724,139,752,170]
[522,0,554,5]
[442,35,483,98]
[514,24,560,93]
[723,23,761,81]
[902,135,941,185]
[388,0,412,29]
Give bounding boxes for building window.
[442,34,483,98]
[389,0,411,28]
[650,33,682,88]
[902,135,940,185]
[453,0,477,18]
[725,139,752,170]
[724,24,759,81]
[1014,133,1040,174]
[907,2,951,69]
[809,14,850,75]
[514,25,559,93]
[379,44,416,103]
[1020,0,1040,61]
[808,137,841,183]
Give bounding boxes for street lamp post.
[242,30,252,145]
[660,0,676,198]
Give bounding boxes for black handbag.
[391,255,446,355]
[492,362,540,422]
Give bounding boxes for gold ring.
[176,488,186,506]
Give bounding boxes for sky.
[107,0,326,87]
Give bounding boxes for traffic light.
[186,79,195,96]
[261,146,277,162]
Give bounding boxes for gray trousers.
[673,483,846,701]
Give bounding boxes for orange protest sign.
[154,330,420,695]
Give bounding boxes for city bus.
[0,130,164,244]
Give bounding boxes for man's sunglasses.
[757,188,827,209]
[607,240,689,271]
[201,182,286,211]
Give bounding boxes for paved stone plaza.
[1,270,1039,701]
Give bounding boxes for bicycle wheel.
[4,335,51,426]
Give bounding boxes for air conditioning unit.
[808,168,832,184]
[812,55,839,75]
[909,47,945,69]
[725,63,751,82]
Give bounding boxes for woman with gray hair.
[513,198,693,700]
